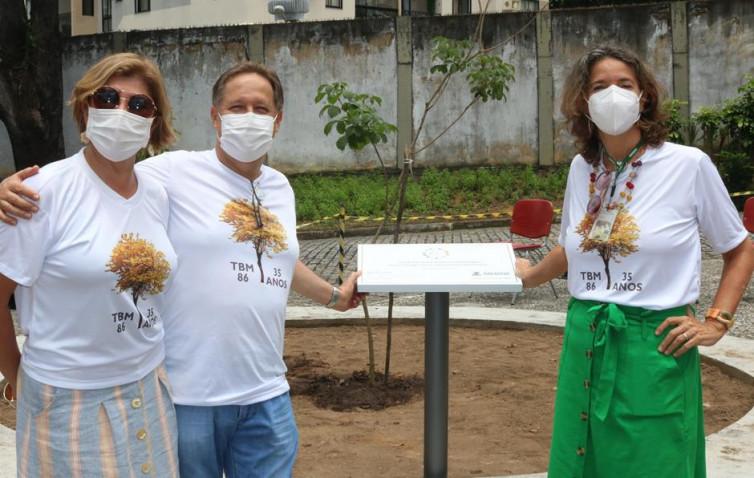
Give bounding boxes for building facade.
[70,0,356,36]
[68,0,542,36]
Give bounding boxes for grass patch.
[290,164,569,224]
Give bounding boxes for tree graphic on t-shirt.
[577,208,639,290]
[220,198,288,283]
[106,233,171,328]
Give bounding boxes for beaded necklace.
[588,141,644,213]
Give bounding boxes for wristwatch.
[705,307,735,330]
[325,286,341,309]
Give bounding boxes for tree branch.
[479,12,538,56]
[370,142,392,242]
[414,98,479,155]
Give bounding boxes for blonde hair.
[560,46,668,165]
[71,52,176,153]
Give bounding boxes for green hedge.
[290,164,569,222]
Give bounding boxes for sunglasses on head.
[89,86,157,118]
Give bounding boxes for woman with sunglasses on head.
[517,46,754,478]
[0,53,179,476]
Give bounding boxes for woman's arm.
[0,274,21,397]
[710,237,754,315]
[516,245,568,289]
[291,259,362,311]
[657,237,754,356]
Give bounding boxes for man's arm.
[0,166,41,225]
[291,259,362,311]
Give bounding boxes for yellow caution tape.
[297,209,518,229]
[730,191,754,198]
[296,191,749,230]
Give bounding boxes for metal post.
[424,292,449,478]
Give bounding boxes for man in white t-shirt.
[0,62,361,477]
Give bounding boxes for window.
[82,0,94,16]
[102,0,112,32]
[326,0,343,8]
[454,0,470,14]
[135,0,150,13]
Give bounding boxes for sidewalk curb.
[297,217,513,240]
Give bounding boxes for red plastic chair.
[744,197,754,235]
[506,199,558,304]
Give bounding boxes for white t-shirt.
[0,150,176,389]
[137,150,299,406]
[559,141,747,310]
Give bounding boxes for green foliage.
[430,37,474,75]
[721,77,754,153]
[468,55,515,102]
[715,151,752,196]
[663,77,754,194]
[430,37,515,103]
[314,82,397,152]
[290,165,569,222]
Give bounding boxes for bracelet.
[705,307,735,331]
[325,286,341,309]
[2,381,15,405]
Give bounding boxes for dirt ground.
[285,324,754,478]
[1,324,752,478]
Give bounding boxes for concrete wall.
[3,0,749,173]
[412,14,539,166]
[550,3,674,163]
[265,19,397,171]
[688,0,754,112]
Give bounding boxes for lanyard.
[604,139,644,199]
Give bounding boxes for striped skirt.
[15,365,179,478]
[547,298,705,478]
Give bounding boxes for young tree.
[316,1,520,383]
[315,83,398,384]
[220,198,288,283]
[0,0,65,170]
[107,233,172,328]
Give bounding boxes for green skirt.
[547,299,705,478]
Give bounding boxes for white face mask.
[219,112,276,163]
[587,85,642,136]
[85,107,154,162]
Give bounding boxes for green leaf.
[327,105,340,118]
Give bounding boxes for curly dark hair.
[560,46,669,165]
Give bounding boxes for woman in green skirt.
[516,46,754,478]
